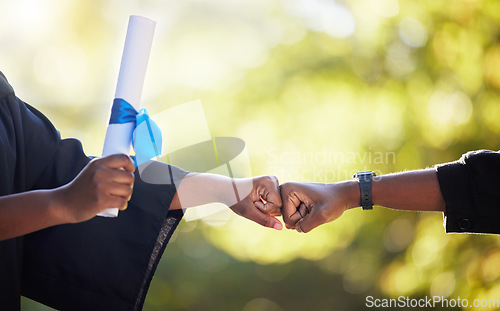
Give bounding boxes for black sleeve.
[436,150,500,234]
[0,72,62,311]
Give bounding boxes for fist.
[229,175,283,230]
[280,181,358,233]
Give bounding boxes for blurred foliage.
[2,0,500,310]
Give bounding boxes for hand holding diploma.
[52,155,135,223]
[0,155,135,241]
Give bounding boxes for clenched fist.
[280,181,359,233]
[230,176,283,230]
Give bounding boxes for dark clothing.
[0,72,187,310]
[437,150,500,234]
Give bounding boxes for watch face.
[354,171,375,180]
[355,172,373,182]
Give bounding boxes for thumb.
[242,202,283,231]
[254,200,282,216]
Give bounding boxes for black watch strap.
[353,171,376,210]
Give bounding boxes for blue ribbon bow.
[109,98,162,166]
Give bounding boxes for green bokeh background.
[2,0,500,310]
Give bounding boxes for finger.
[298,203,308,218]
[295,209,324,233]
[254,200,266,212]
[280,186,303,228]
[254,200,282,216]
[256,178,282,215]
[243,206,283,231]
[266,176,283,209]
[106,196,129,211]
[117,199,129,211]
[106,183,134,200]
[102,154,135,172]
[296,220,303,233]
[279,184,294,220]
[108,169,135,186]
[269,208,282,217]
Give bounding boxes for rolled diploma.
[98,15,156,217]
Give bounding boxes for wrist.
[332,180,360,210]
[219,176,247,207]
[48,186,74,224]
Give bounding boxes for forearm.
[169,173,244,210]
[0,189,65,241]
[282,169,447,232]
[346,169,446,212]
[170,172,283,229]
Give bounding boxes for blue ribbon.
[109,98,162,166]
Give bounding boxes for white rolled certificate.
[99,15,156,217]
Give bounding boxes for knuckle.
[93,168,105,182]
[126,186,134,198]
[283,217,293,225]
[117,153,130,163]
[126,173,135,185]
[119,153,133,165]
[279,183,289,194]
[262,175,273,184]
[296,220,308,233]
[280,182,296,193]
[265,175,279,188]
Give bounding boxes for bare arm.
[0,190,65,241]
[281,168,446,233]
[170,173,283,230]
[371,169,445,212]
[0,154,135,241]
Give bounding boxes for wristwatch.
[353,171,376,210]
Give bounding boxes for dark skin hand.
[280,181,357,233]
[229,176,283,230]
[54,154,135,223]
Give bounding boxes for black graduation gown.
[0,71,187,311]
